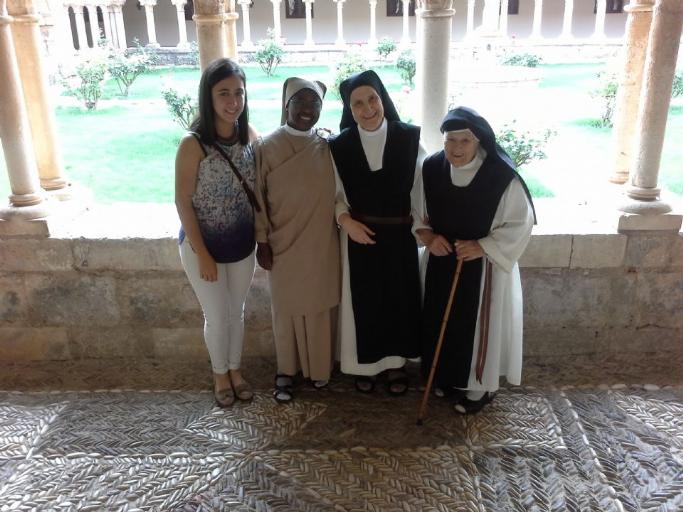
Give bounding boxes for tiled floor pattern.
[1,384,682,511]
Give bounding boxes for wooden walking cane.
[417,257,464,426]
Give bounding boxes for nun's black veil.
[441,106,537,223]
[338,70,401,131]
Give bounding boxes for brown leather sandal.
[232,380,253,401]
[214,387,235,408]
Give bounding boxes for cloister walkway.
[1,352,682,511]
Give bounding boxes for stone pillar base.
[0,203,51,237]
[618,212,682,232]
[618,198,682,232]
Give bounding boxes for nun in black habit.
[329,70,428,394]
[415,107,535,414]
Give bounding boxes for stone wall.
[1,230,681,363]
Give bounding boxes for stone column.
[110,0,127,49]
[304,0,314,47]
[0,0,46,214]
[531,0,543,38]
[368,0,377,47]
[139,0,159,47]
[223,0,238,58]
[72,4,89,49]
[7,0,67,192]
[561,0,573,38]
[98,3,113,45]
[401,0,410,45]
[594,0,606,39]
[84,3,99,44]
[55,3,76,52]
[270,0,282,41]
[465,0,474,37]
[609,0,654,184]
[499,0,508,36]
[334,0,344,46]
[194,0,226,70]
[619,0,683,232]
[171,0,189,48]
[415,0,454,152]
[237,0,253,49]
[481,0,499,35]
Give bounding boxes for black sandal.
[386,368,409,396]
[354,376,376,393]
[273,374,294,404]
[454,392,495,414]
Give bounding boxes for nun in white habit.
[329,70,428,395]
[415,106,535,414]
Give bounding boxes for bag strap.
[211,142,261,213]
[188,132,208,157]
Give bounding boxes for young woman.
[175,58,259,407]
[329,70,427,395]
[417,107,536,414]
[254,77,340,403]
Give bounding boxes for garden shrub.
[108,53,150,97]
[496,120,555,169]
[254,30,285,77]
[590,72,618,128]
[129,37,160,66]
[672,71,683,98]
[61,57,108,111]
[332,51,368,98]
[162,87,198,130]
[396,50,416,85]
[376,37,397,61]
[501,52,542,68]
[188,41,200,69]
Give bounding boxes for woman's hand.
[417,229,453,256]
[197,250,218,281]
[339,214,376,245]
[455,239,485,261]
[427,234,454,257]
[256,242,273,270]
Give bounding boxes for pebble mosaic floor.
[1,372,682,511]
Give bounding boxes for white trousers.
[180,239,255,374]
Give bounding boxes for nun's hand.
[419,230,453,257]
[455,239,485,261]
[340,215,376,245]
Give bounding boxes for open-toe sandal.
[273,374,294,404]
[312,379,329,389]
[454,392,495,414]
[386,369,409,396]
[233,380,253,401]
[354,376,376,393]
[214,387,236,408]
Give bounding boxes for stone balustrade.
[1,204,681,362]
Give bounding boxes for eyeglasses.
[289,98,322,108]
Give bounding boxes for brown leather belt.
[351,212,413,225]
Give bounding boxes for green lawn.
[1,62,681,204]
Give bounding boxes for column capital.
[237,0,252,4]
[171,0,187,7]
[624,0,654,12]
[417,0,454,17]
[109,0,126,7]
[270,0,282,4]
[333,0,345,4]
[368,0,376,5]
[303,0,314,4]
[138,0,157,6]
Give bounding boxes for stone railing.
[1,201,681,363]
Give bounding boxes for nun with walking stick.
[416,107,536,417]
